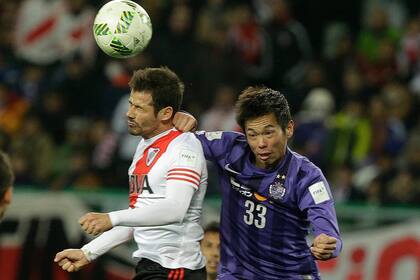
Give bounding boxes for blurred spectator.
[16,64,47,103]
[400,118,420,198]
[355,152,397,203]
[51,147,101,190]
[297,63,332,111]
[0,151,14,220]
[356,5,400,86]
[357,5,401,62]
[322,22,358,106]
[385,169,418,204]
[338,65,370,109]
[0,84,29,137]
[327,97,371,167]
[194,7,236,110]
[151,4,196,86]
[199,85,238,131]
[398,18,420,80]
[330,163,365,203]
[111,93,137,162]
[294,87,335,169]
[50,116,103,190]
[201,222,220,280]
[50,117,90,187]
[264,0,312,98]
[52,54,102,116]
[362,0,408,29]
[368,94,406,158]
[36,89,67,144]
[10,112,55,185]
[226,3,272,85]
[195,0,227,46]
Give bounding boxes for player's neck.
[143,124,174,139]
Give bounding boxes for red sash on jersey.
[129,130,182,208]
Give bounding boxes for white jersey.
[128,128,207,269]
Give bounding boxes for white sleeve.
[109,180,195,226]
[81,226,134,261]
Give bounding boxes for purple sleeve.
[298,178,342,258]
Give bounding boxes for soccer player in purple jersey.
[177,86,342,279]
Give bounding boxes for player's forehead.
[129,90,154,106]
[245,113,279,132]
[203,232,220,243]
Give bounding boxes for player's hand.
[310,233,337,260]
[173,111,197,132]
[54,249,90,272]
[79,212,112,235]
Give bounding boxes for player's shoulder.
[290,150,323,183]
[196,130,246,143]
[172,131,204,150]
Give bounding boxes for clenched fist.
[310,233,337,260]
[54,249,89,272]
[79,212,113,235]
[173,111,197,132]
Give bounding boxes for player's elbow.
[163,201,188,224]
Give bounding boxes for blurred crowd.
[0,0,419,206]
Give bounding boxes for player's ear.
[1,186,12,204]
[286,120,294,138]
[158,106,173,121]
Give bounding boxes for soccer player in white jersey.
[54,67,208,279]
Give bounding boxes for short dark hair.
[128,66,184,116]
[235,86,292,131]
[0,151,14,196]
[204,221,220,234]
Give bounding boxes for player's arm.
[298,178,342,260]
[79,181,196,234]
[108,180,196,227]
[54,226,133,272]
[80,142,205,233]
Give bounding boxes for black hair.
[204,221,220,234]
[128,66,184,117]
[235,86,292,131]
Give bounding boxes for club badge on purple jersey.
[269,174,287,200]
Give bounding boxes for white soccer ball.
[93,0,152,58]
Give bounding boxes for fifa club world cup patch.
[204,131,223,140]
[179,150,198,167]
[308,181,330,204]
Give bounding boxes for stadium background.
[0,0,419,279]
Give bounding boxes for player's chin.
[206,266,218,274]
[128,127,142,136]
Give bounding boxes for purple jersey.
[196,131,342,280]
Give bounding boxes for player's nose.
[257,136,267,148]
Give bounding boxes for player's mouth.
[127,120,137,128]
[207,260,218,269]
[257,152,271,161]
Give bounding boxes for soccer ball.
[93,0,152,58]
